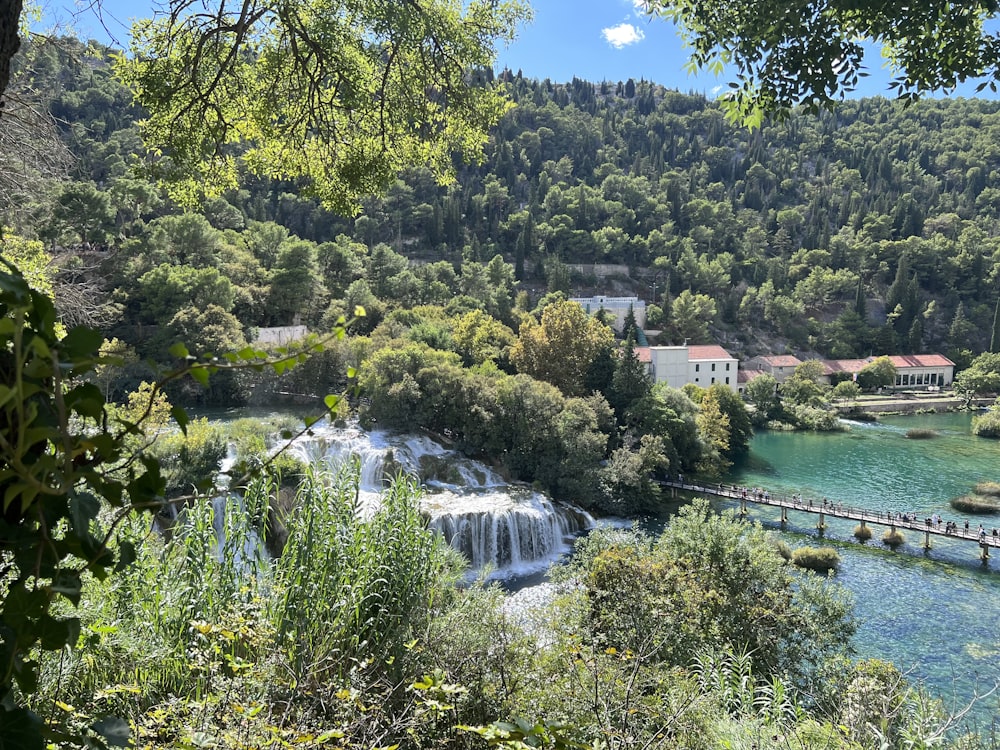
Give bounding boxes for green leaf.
[0,706,45,750]
[69,492,101,537]
[172,405,190,435]
[59,325,103,359]
[169,342,190,359]
[116,540,137,572]
[65,383,105,420]
[190,367,210,387]
[37,613,80,651]
[324,394,340,411]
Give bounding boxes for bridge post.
[740,496,746,515]
[780,506,788,527]
[817,512,825,535]
[924,529,932,550]
[981,542,990,564]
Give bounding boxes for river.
[729,412,1000,721]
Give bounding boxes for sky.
[35,0,997,102]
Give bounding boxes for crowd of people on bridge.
[717,483,1000,546]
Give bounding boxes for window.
[711,363,716,371]
[711,377,716,384]
[726,363,730,371]
[726,377,730,385]
[695,364,700,372]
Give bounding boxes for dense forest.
[9,38,1000,370]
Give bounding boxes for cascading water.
[290,423,595,578]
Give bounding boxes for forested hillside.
[7,37,1000,372]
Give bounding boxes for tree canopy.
[643,0,1000,125]
[112,0,528,211]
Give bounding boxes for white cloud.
[602,23,645,49]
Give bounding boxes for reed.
[269,462,450,686]
[974,481,1000,498]
[790,546,840,572]
[853,524,872,541]
[904,428,937,439]
[882,529,905,548]
[949,494,1000,514]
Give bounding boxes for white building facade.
[644,344,739,391]
[570,295,646,333]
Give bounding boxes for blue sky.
[38,0,995,101]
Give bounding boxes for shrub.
[882,529,905,548]
[774,539,792,561]
[791,546,840,572]
[788,404,844,432]
[949,494,1000,514]
[974,481,1000,498]
[904,428,937,439]
[972,408,1000,438]
[853,524,872,542]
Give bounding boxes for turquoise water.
[729,413,1000,721]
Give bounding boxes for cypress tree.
[991,298,1000,353]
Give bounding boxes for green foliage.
[511,299,615,396]
[568,499,857,691]
[856,356,898,391]
[745,373,779,424]
[830,380,862,403]
[0,261,165,743]
[644,0,1000,124]
[954,352,1000,405]
[790,546,841,572]
[116,0,529,212]
[271,467,452,685]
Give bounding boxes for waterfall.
[290,423,595,578]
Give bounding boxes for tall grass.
[269,462,449,686]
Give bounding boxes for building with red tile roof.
[817,354,955,389]
[642,344,739,391]
[746,354,803,383]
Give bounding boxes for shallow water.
[730,412,1000,721]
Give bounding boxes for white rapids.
[289,423,595,579]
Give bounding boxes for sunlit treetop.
[115,0,529,213]
[642,0,1000,127]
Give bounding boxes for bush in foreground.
[791,546,840,572]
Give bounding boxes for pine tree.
[854,275,867,319]
[622,304,639,340]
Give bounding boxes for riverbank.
[834,391,994,415]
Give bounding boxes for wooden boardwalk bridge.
[660,480,1000,563]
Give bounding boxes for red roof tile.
[820,354,954,375]
[820,359,869,375]
[888,354,955,368]
[755,354,802,367]
[688,344,735,360]
[634,346,651,363]
[738,369,766,383]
